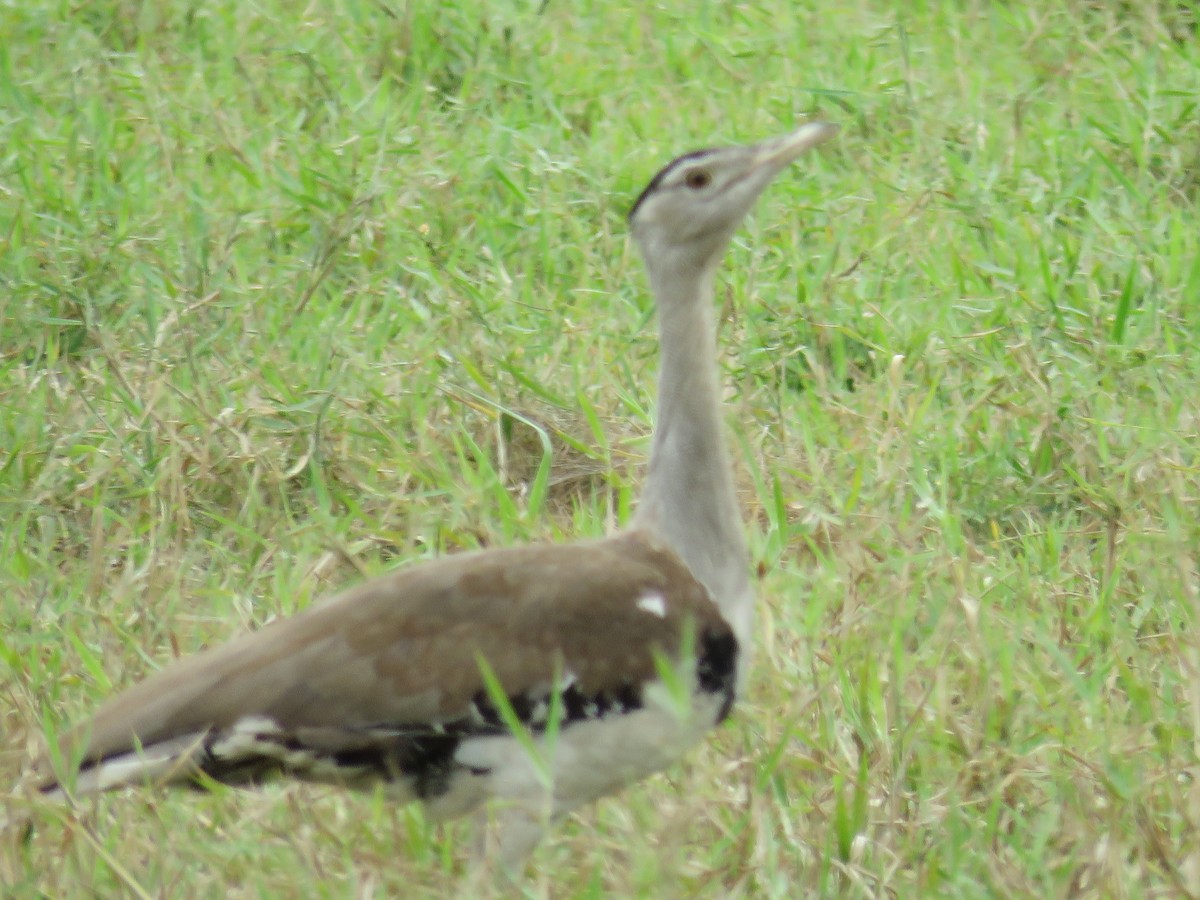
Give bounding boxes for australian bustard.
[21,121,838,869]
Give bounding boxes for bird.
[21,121,838,872]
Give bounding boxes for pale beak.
[752,121,839,169]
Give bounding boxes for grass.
[2,0,1199,895]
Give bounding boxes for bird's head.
[628,121,837,278]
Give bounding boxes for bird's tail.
[3,733,207,833]
[44,732,208,799]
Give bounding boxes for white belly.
[420,685,727,824]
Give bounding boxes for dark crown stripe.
[628,147,719,221]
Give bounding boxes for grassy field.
[2,0,1199,896]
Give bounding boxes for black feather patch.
[697,627,739,724]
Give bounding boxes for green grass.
[2,0,1199,895]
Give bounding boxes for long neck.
[631,253,753,647]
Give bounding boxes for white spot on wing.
[636,592,667,618]
[209,715,282,760]
[231,715,279,734]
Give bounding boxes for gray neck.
[631,251,753,646]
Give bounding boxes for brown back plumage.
[48,531,732,781]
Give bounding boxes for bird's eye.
[684,169,712,190]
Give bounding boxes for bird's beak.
[751,121,839,170]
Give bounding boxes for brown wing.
[51,530,735,778]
